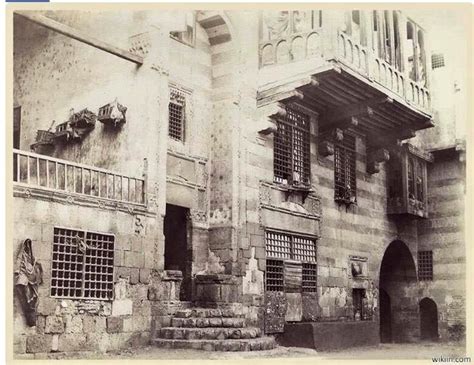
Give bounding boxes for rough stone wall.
[12,196,159,355]
[417,153,466,340]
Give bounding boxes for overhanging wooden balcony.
[258,11,433,135]
[13,149,147,212]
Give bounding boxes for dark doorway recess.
[379,288,392,343]
[164,204,191,301]
[420,297,439,341]
[379,240,418,342]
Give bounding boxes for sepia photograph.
[6,3,470,362]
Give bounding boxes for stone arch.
[196,11,235,93]
[379,240,419,342]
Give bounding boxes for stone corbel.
[258,118,278,135]
[318,127,344,157]
[367,148,390,174]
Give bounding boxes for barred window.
[274,106,311,187]
[265,231,317,292]
[51,227,115,300]
[168,88,186,141]
[431,53,445,69]
[334,132,356,202]
[265,259,284,292]
[302,263,317,292]
[418,250,433,281]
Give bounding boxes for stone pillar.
[134,21,170,272]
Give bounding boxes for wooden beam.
[16,12,144,65]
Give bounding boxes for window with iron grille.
[51,227,115,300]
[431,53,445,69]
[168,88,186,141]
[302,263,317,292]
[418,250,433,281]
[273,106,311,187]
[334,132,357,202]
[265,231,317,292]
[265,259,284,292]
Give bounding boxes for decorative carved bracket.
[367,148,390,174]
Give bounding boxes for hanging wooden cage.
[30,129,56,154]
[98,99,127,127]
[53,121,79,143]
[69,108,97,129]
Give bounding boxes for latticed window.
[51,227,115,300]
[265,259,284,292]
[168,88,186,141]
[431,53,445,69]
[274,106,311,187]
[265,230,317,292]
[302,263,317,292]
[334,133,357,202]
[418,250,433,281]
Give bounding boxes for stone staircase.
[152,307,276,351]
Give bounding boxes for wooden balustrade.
[259,26,431,113]
[13,149,146,205]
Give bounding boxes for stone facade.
[11,8,466,355]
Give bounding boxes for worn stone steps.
[174,308,244,318]
[152,336,276,351]
[159,326,262,340]
[171,317,246,328]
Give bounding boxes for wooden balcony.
[13,149,146,208]
[336,31,431,113]
[258,11,433,117]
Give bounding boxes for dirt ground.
[18,341,467,361]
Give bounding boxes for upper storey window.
[334,132,357,204]
[387,145,430,218]
[273,106,311,188]
[168,87,186,142]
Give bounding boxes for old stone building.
[11,8,466,356]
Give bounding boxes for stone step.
[171,317,246,328]
[152,336,276,352]
[158,326,262,340]
[175,308,244,318]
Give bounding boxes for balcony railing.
[259,26,431,113]
[13,149,146,206]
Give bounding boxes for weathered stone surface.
[264,292,287,333]
[44,316,64,334]
[36,298,58,316]
[57,334,87,352]
[139,268,151,284]
[111,299,133,316]
[151,337,276,351]
[64,315,83,334]
[106,317,123,334]
[26,335,53,353]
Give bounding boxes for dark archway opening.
[379,288,392,343]
[379,240,418,342]
[420,297,438,341]
[164,204,192,301]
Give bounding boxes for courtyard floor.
[17,341,468,361]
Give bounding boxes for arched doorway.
[420,298,438,341]
[379,288,392,342]
[379,240,418,342]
